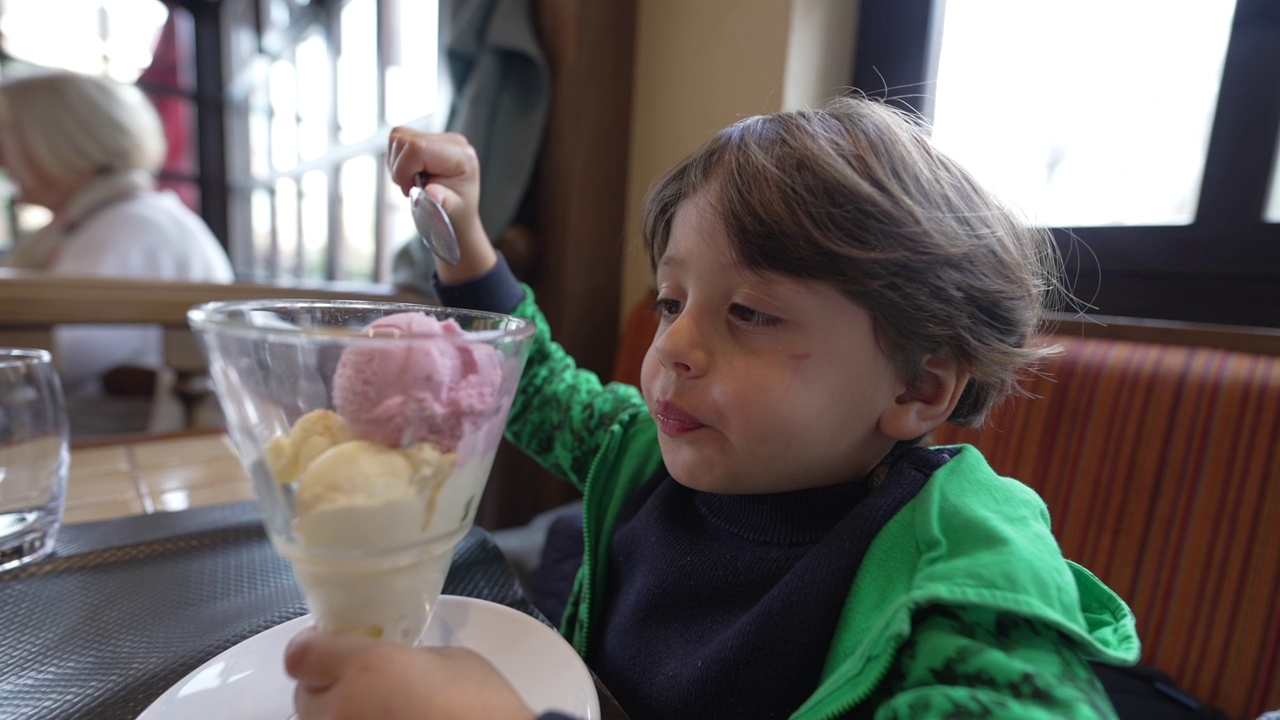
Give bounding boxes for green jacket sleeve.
[871,606,1119,719]
[503,286,650,492]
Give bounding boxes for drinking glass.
[189,300,533,645]
[0,348,69,572]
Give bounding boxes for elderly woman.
[0,69,235,437]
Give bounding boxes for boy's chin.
[662,457,774,495]
[660,451,734,494]
[668,471,728,493]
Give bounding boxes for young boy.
[287,98,1140,719]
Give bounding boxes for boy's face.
[641,195,906,494]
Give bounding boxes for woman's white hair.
[0,69,166,190]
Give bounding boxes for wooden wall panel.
[477,0,638,530]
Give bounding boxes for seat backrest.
[0,270,430,325]
[0,271,432,354]
[612,290,657,385]
[0,271,435,432]
[932,335,1280,720]
[611,291,1280,718]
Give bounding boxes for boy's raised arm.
[387,126,654,492]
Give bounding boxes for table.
[4,472,628,718]
[63,430,253,525]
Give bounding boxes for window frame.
[170,0,228,246]
[219,0,448,285]
[852,0,1280,328]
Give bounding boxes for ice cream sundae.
[189,302,532,646]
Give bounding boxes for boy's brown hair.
[641,96,1063,426]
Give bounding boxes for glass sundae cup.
[189,300,534,646]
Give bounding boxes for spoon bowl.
[410,174,460,265]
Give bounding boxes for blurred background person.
[0,68,234,438]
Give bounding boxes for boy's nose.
[653,314,708,377]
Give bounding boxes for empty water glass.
[0,348,69,572]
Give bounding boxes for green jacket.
[503,289,1140,719]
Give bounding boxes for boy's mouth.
[652,400,704,436]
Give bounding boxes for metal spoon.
[409,172,460,265]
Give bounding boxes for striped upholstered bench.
[932,332,1280,720]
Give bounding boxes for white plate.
[139,596,599,720]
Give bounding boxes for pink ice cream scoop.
[332,312,504,451]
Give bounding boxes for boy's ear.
[879,356,971,441]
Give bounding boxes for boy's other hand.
[286,626,536,720]
[386,127,496,282]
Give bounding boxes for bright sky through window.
[0,0,168,83]
[930,0,1236,228]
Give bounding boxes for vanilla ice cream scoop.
[265,409,353,484]
[264,411,460,545]
[276,422,461,642]
[293,440,415,516]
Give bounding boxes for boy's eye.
[729,303,779,327]
[650,298,682,318]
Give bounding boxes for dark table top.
[0,502,625,720]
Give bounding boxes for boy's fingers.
[424,182,463,214]
[386,128,476,195]
[284,626,380,690]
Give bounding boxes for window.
[852,0,1280,328]
[221,0,450,285]
[930,1,1233,228]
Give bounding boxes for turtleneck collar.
[54,169,153,232]
[692,478,873,545]
[4,170,153,270]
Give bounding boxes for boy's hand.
[286,626,536,720]
[386,127,497,283]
